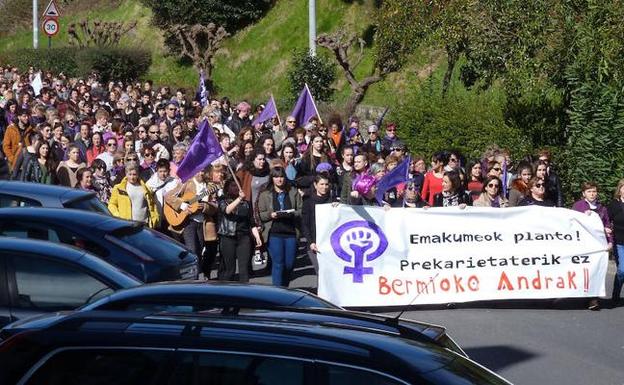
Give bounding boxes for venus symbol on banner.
[330,220,388,283]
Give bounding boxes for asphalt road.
[249,255,624,385]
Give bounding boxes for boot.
[612,275,622,306]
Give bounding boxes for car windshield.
[113,226,191,263]
[64,196,111,216]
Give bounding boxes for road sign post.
[43,17,59,48]
[41,0,60,48]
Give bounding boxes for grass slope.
[0,0,449,110]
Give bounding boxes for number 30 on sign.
[43,18,59,36]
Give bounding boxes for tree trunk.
[345,88,366,118]
[442,46,458,97]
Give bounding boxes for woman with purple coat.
[571,181,613,310]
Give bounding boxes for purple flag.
[290,83,319,127]
[252,95,278,126]
[502,159,508,197]
[177,119,223,183]
[376,156,410,205]
[197,69,208,108]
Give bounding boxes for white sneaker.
[253,250,263,265]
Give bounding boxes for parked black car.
[0,181,110,215]
[0,207,198,283]
[0,237,141,327]
[79,281,341,312]
[0,308,512,384]
[2,281,467,359]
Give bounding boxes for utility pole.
[33,0,39,49]
[309,0,316,56]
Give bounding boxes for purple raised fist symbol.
[330,221,388,283]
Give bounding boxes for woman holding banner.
[608,179,624,305]
[474,176,508,208]
[302,173,334,275]
[508,162,533,207]
[432,170,472,208]
[258,167,303,287]
[573,181,612,310]
[518,177,555,207]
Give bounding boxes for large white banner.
[316,205,609,307]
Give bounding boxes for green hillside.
[0,0,443,109]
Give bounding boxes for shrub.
[0,47,151,82]
[75,48,151,83]
[287,49,336,104]
[0,48,80,76]
[390,78,532,161]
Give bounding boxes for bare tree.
[317,31,391,117]
[168,23,229,91]
[68,19,137,48]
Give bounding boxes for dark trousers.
[219,233,251,282]
[183,220,204,261]
[203,240,219,279]
[268,235,297,287]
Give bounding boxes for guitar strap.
[152,177,175,194]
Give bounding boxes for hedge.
[0,47,151,82]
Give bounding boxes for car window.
[0,222,109,258]
[0,222,60,242]
[12,255,112,310]
[113,227,189,263]
[323,363,407,385]
[64,196,111,216]
[0,194,41,208]
[168,352,307,385]
[23,348,170,385]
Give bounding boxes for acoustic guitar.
[164,183,219,227]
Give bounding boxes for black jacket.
[301,193,333,244]
[432,191,472,207]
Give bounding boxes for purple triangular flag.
[290,84,319,127]
[252,95,278,126]
[376,156,410,205]
[176,119,223,183]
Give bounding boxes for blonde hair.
[614,179,624,200]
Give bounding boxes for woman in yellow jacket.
[108,162,159,228]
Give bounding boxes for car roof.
[24,310,461,376]
[0,237,142,286]
[0,236,88,262]
[0,181,96,204]
[82,281,340,310]
[0,207,134,232]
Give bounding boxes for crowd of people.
[0,65,621,309]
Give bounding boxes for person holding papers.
[258,167,303,287]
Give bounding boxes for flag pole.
[222,151,243,192]
[271,94,282,128]
[304,83,323,124]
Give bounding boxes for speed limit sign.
[43,18,59,36]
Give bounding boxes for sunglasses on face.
[138,130,146,134]
[492,167,501,171]
[107,143,116,147]
[487,183,499,188]
[126,157,138,162]
[449,158,458,162]
[535,183,544,188]
[287,120,296,123]
[144,153,155,157]
[149,131,158,134]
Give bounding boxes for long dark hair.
[443,170,462,194]
[302,134,328,173]
[466,159,483,182]
[34,140,56,171]
[267,166,291,192]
